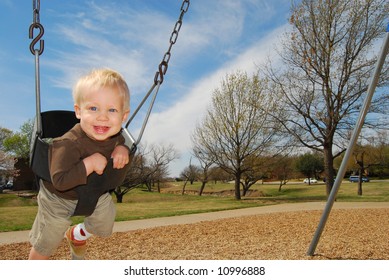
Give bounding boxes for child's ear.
[74,104,81,119]
[122,110,130,123]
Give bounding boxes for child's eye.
[89,106,97,111]
[109,108,118,113]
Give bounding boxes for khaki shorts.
[29,181,116,257]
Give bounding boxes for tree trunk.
[358,181,363,196]
[278,183,282,192]
[199,182,206,196]
[242,182,254,196]
[242,179,251,196]
[323,146,335,197]
[145,181,152,192]
[182,179,188,195]
[357,165,365,196]
[357,172,363,196]
[234,172,241,200]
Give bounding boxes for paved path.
[1,201,389,245]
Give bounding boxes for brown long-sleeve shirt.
[42,124,125,200]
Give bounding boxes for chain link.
[154,0,190,85]
[29,0,44,55]
[32,0,40,23]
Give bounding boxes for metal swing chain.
[29,0,44,56]
[29,0,45,136]
[154,0,190,85]
[126,0,190,146]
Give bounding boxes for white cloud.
[141,24,287,176]
[42,0,265,111]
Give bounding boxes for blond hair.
[73,68,130,111]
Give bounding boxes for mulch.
[1,208,389,260]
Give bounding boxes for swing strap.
[73,157,133,216]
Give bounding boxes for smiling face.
[74,86,129,141]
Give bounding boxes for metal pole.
[34,50,42,135]
[307,26,389,256]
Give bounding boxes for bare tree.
[192,71,284,200]
[350,133,388,195]
[180,158,200,195]
[240,155,269,196]
[193,148,214,196]
[263,0,389,195]
[114,153,147,203]
[113,143,178,202]
[180,159,198,184]
[148,143,179,193]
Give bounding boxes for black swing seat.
[30,110,80,183]
[30,110,134,216]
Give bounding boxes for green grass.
[174,180,389,202]
[1,180,388,232]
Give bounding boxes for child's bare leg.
[28,247,49,260]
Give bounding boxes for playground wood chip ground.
[1,208,389,260]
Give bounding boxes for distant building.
[13,158,37,191]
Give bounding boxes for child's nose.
[97,111,109,121]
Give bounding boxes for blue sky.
[0,0,292,176]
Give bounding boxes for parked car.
[349,176,369,183]
[303,178,317,184]
[0,179,12,190]
[2,180,13,189]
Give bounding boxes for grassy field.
[0,179,388,232]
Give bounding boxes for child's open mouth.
[94,126,110,134]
